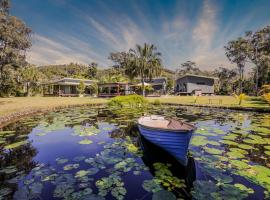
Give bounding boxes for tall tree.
[125,43,162,96]
[225,37,248,94]
[213,67,238,94]
[21,65,41,96]
[178,61,201,75]
[0,0,32,96]
[245,27,270,94]
[87,62,98,79]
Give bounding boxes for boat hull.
[138,124,193,166]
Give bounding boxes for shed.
[175,74,217,95]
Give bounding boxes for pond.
[0,105,269,200]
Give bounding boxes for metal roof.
[177,74,218,80]
[42,78,97,86]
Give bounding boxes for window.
[196,82,205,85]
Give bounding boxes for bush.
[262,93,270,105]
[108,94,148,108]
[233,93,247,105]
[152,99,161,105]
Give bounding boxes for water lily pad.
[203,147,223,155]
[73,156,86,162]
[53,183,74,198]
[238,144,253,150]
[75,170,89,178]
[29,182,43,195]
[79,139,93,145]
[234,183,254,194]
[4,140,29,150]
[221,140,238,146]
[63,164,80,170]
[0,165,17,174]
[152,189,177,200]
[56,157,69,164]
[0,187,12,197]
[142,179,162,193]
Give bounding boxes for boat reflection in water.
[139,135,197,199]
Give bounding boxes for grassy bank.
[0,95,269,126]
[147,95,269,109]
[0,97,108,118]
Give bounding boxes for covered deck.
[98,82,130,97]
[42,78,95,97]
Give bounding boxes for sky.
[11,0,270,70]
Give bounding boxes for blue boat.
[138,115,196,166]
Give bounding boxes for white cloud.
[27,34,108,66]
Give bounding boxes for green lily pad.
[0,165,17,174]
[152,189,177,200]
[4,140,29,150]
[221,140,238,146]
[142,179,162,193]
[63,164,80,170]
[56,158,69,164]
[78,139,93,145]
[203,147,223,155]
[0,187,12,197]
[238,144,253,150]
[75,170,89,178]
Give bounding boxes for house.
[135,77,167,95]
[42,78,96,96]
[98,82,130,97]
[145,77,167,95]
[175,74,217,95]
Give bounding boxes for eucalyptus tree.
[21,65,41,96]
[125,43,162,96]
[0,0,32,96]
[178,61,201,75]
[88,62,98,79]
[225,37,249,94]
[245,27,270,94]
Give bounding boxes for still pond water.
[0,105,269,200]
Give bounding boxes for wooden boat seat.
[138,115,194,131]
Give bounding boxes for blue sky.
[11,0,270,70]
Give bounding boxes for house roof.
[98,82,129,86]
[135,77,167,85]
[42,78,97,86]
[177,74,218,81]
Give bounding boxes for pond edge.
[0,102,269,128]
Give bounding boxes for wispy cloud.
[27,34,108,66]
[17,0,270,70]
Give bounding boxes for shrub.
[233,93,247,105]
[152,99,161,105]
[108,94,148,108]
[262,93,270,105]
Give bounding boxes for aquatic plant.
[108,94,148,108]
[95,173,126,200]
[153,163,186,191]
[233,93,247,105]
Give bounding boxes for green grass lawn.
[0,95,268,120]
[0,97,108,118]
[147,95,269,108]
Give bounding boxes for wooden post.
[117,84,120,95]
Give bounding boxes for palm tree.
[125,43,162,96]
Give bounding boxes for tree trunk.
[142,78,145,97]
[255,47,259,96]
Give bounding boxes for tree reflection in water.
[0,121,37,199]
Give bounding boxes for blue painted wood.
[138,125,193,166]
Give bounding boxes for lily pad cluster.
[95,173,126,200]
